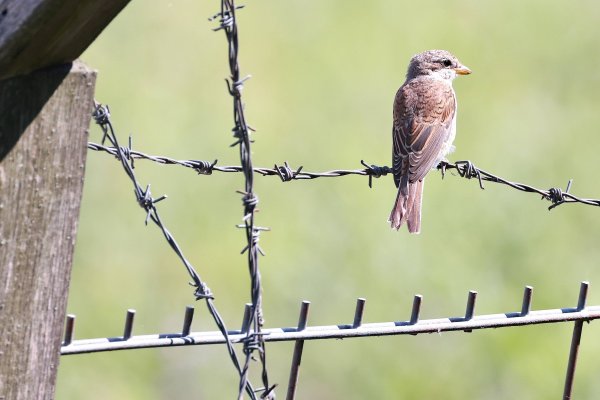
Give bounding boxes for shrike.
[389,49,471,233]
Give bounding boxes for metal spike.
[63,314,75,346]
[465,291,478,320]
[521,286,533,316]
[577,281,589,311]
[182,306,195,337]
[410,295,423,325]
[352,298,366,329]
[123,309,136,340]
[241,303,252,333]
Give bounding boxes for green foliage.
[57,1,600,399]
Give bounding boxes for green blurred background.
[57,0,600,398]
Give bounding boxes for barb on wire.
[437,160,600,210]
[88,142,393,184]
[91,102,256,397]
[211,1,274,399]
[88,140,600,211]
[88,142,219,175]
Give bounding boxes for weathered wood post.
[0,1,130,398]
[0,61,96,400]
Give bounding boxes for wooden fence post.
[0,60,96,400]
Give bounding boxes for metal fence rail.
[60,304,600,353]
[61,283,595,355]
[61,283,594,399]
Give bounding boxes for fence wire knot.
[92,103,110,126]
[92,103,111,144]
[241,332,267,355]
[208,5,244,31]
[547,179,572,210]
[226,75,251,96]
[237,225,268,257]
[455,160,485,190]
[192,159,218,175]
[121,136,135,168]
[274,161,302,182]
[361,160,391,188]
[547,187,565,203]
[136,184,167,225]
[120,145,132,162]
[230,126,250,147]
[193,282,214,300]
[240,191,259,209]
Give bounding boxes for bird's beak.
[454,65,472,75]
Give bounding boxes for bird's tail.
[388,179,424,234]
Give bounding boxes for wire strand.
[91,102,257,399]
[88,142,600,211]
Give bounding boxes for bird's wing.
[392,78,456,190]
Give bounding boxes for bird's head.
[407,50,471,81]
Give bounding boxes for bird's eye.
[442,59,452,67]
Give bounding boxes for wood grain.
[0,60,96,400]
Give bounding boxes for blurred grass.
[56,0,600,399]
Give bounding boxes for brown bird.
[389,50,471,233]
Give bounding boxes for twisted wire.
[91,102,255,397]
[88,141,600,211]
[211,1,273,398]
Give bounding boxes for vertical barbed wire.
[91,103,258,400]
[211,1,274,399]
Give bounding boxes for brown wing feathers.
[392,79,456,187]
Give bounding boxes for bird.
[389,49,471,233]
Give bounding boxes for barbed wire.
[88,141,600,211]
[91,102,257,398]
[81,13,600,400]
[437,161,600,210]
[84,4,599,400]
[71,0,598,398]
[210,1,274,399]
[86,142,389,185]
